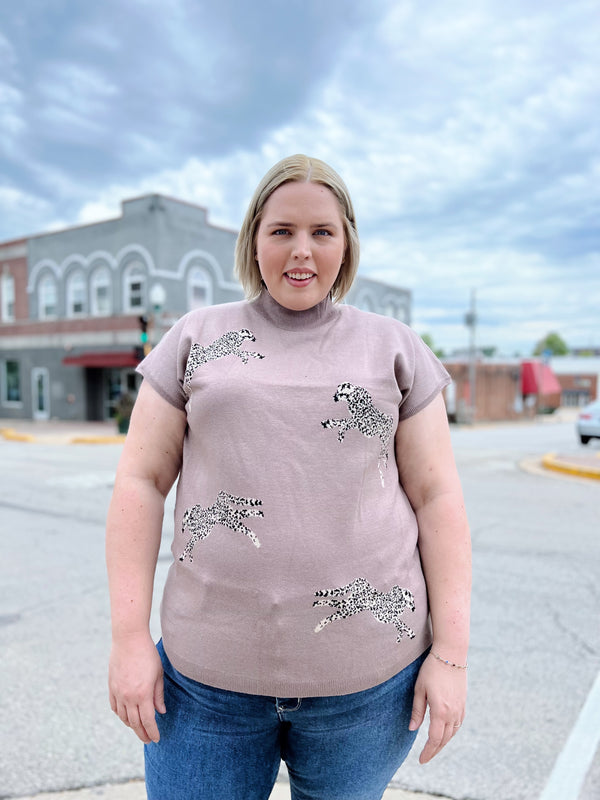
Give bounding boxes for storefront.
[62,350,142,421]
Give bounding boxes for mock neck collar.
[250,289,339,331]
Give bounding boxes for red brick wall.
[556,373,598,401]
[444,362,531,422]
[0,241,28,322]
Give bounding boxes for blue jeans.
[145,640,425,800]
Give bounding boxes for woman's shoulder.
[339,302,416,338]
[168,299,252,334]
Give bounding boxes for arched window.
[123,261,146,313]
[38,274,58,319]
[188,266,213,310]
[1,273,15,322]
[66,271,87,317]
[91,267,112,316]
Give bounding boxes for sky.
[1,0,599,356]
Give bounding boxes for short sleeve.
[395,328,451,421]
[136,314,194,410]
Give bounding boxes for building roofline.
[1,193,240,245]
[0,236,28,249]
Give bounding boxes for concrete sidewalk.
[541,450,600,480]
[11,778,439,800]
[0,418,125,445]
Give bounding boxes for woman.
[106,154,471,800]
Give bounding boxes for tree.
[481,346,497,357]
[421,333,445,359]
[533,332,568,357]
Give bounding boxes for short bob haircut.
[235,154,360,303]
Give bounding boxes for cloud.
[0,0,598,354]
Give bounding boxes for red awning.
[521,361,562,395]
[62,350,140,368]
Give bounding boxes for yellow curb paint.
[542,453,600,481]
[0,428,35,442]
[1,428,125,445]
[70,436,127,444]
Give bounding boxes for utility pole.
[464,289,477,422]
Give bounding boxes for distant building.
[442,357,562,423]
[345,276,411,325]
[549,356,600,406]
[0,194,411,422]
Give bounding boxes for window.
[2,360,21,404]
[38,275,58,318]
[1,273,15,322]
[188,267,213,310]
[123,262,146,312]
[66,271,87,316]
[91,267,112,316]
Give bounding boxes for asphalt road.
[1,418,598,800]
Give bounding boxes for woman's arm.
[106,380,187,743]
[395,392,471,764]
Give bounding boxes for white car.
[576,400,600,444]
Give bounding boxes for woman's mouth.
[285,271,315,285]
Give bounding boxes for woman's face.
[255,181,346,311]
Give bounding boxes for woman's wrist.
[430,650,468,669]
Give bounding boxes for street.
[1,419,599,800]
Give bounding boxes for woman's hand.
[396,394,471,763]
[409,652,467,763]
[109,632,166,744]
[106,383,186,744]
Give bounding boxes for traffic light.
[138,315,151,356]
[138,315,149,343]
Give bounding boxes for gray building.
[0,194,411,422]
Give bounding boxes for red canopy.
[521,361,562,395]
[62,350,140,368]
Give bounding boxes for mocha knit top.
[137,290,450,697]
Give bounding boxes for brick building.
[0,194,411,422]
[442,358,563,423]
[549,356,600,407]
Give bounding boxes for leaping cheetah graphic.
[183,329,264,391]
[179,491,263,562]
[322,382,393,486]
[313,577,415,642]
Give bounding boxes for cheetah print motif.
[313,577,415,642]
[183,329,264,391]
[179,491,263,562]
[322,382,393,486]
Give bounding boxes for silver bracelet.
[431,651,468,669]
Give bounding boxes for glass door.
[103,368,142,420]
[31,367,50,420]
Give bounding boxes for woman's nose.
[292,232,311,259]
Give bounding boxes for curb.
[0,427,36,442]
[0,427,126,445]
[541,452,600,481]
[70,435,127,445]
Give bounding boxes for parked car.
[576,400,600,444]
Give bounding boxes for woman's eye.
[314,229,331,236]
[273,229,289,236]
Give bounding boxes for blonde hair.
[235,154,360,302]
